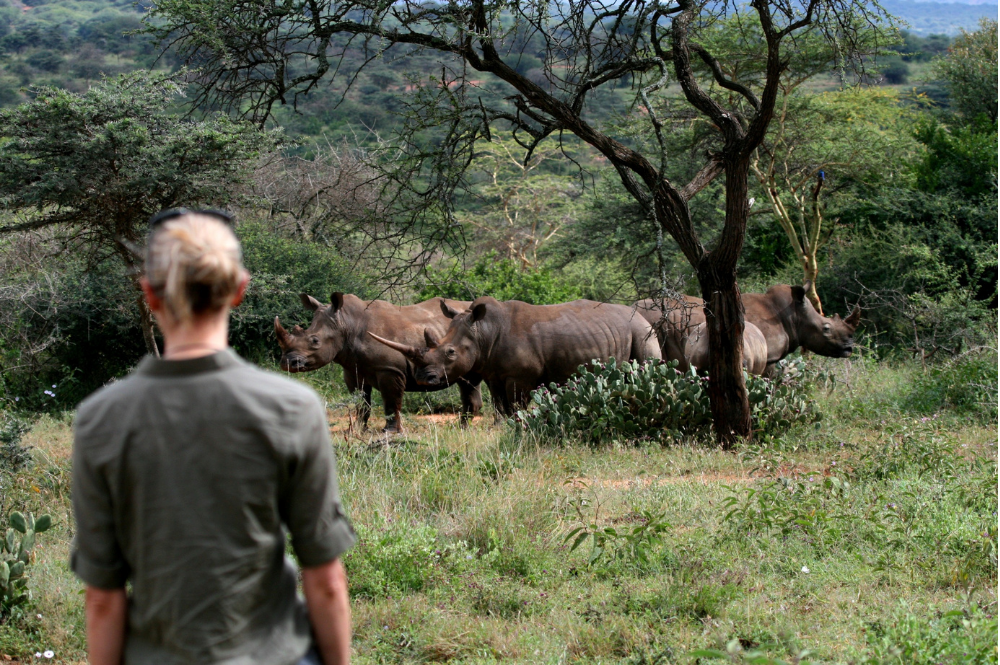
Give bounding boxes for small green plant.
[721,476,856,550]
[850,424,958,483]
[512,358,821,443]
[854,605,997,664]
[1,511,52,619]
[562,488,671,568]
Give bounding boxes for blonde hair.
[145,213,245,323]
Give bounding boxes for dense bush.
[0,257,146,410]
[904,349,998,420]
[511,358,821,444]
[418,251,581,305]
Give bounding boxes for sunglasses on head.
[148,208,235,232]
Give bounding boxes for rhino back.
[493,300,647,385]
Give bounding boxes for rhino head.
[792,283,861,358]
[275,292,349,372]
[369,298,487,386]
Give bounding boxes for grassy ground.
[0,354,996,664]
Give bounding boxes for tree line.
[0,3,994,443]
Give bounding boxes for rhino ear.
[845,305,861,328]
[330,292,345,313]
[424,329,440,348]
[440,299,461,319]
[471,303,488,322]
[300,293,323,311]
[790,285,807,305]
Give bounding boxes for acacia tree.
[0,72,279,356]
[461,136,584,267]
[150,0,891,443]
[752,88,913,313]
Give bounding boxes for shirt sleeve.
[70,416,130,589]
[282,396,356,567]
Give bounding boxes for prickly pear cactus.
[1,510,52,618]
[511,357,821,443]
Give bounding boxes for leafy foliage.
[855,606,997,665]
[512,357,821,443]
[563,506,670,569]
[904,350,998,421]
[232,222,371,361]
[0,72,280,251]
[418,251,581,305]
[934,19,999,124]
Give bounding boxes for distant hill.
[882,0,997,34]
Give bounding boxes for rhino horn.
[424,329,441,348]
[368,332,424,359]
[274,317,292,348]
[845,305,861,328]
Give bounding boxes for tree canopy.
[148,0,896,443]
[0,71,281,352]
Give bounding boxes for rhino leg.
[458,375,483,428]
[344,372,372,431]
[487,379,514,420]
[358,384,373,431]
[378,373,406,434]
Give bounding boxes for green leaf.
[9,512,26,534]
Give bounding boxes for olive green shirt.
[71,350,355,665]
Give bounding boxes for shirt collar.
[137,348,242,377]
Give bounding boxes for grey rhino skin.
[369,297,661,415]
[275,292,483,433]
[636,282,860,375]
[684,321,769,376]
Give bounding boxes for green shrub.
[418,251,581,304]
[855,606,997,665]
[1,511,52,620]
[344,523,476,598]
[904,350,998,421]
[511,358,821,443]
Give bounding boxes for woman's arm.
[302,559,351,665]
[85,585,127,665]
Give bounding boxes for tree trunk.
[137,291,160,357]
[803,257,822,314]
[695,156,754,447]
[118,243,160,357]
[698,263,752,447]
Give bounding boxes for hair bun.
[145,213,245,322]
